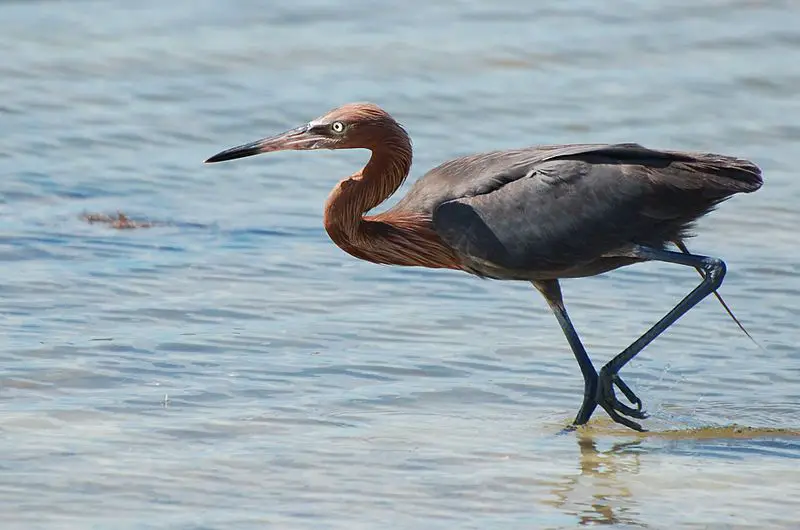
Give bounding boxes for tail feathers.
[671,152,763,194]
[574,143,763,194]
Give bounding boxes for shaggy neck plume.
[323,125,459,269]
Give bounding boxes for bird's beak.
[204,125,328,164]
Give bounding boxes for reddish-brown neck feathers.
[322,107,460,269]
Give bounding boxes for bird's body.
[206,102,763,431]
[379,143,760,281]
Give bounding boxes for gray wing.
[391,143,614,216]
[426,143,760,273]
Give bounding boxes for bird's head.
[204,102,405,164]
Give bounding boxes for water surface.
[1,0,799,528]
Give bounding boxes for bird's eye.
[331,121,345,134]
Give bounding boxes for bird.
[205,102,763,431]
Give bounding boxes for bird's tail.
[673,239,764,350]
[674,152,763,194]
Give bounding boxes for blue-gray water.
[2,1,799,528]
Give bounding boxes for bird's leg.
[597,245,727,431]
[535,280,618,426]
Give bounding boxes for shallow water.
[2,0,799,528]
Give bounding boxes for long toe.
[600,403,646,432]
[607,398,648,419]
[613,375,644,412]
[597,370,649,428]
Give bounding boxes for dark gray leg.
[533,280,599,425]
[597,245,727,431]
[534,280,645,427]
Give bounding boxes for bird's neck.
[323,133,459,269]
[323,132,412,239]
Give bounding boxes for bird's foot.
[572,374,599,427]
[597,366,648,431]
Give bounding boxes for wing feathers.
[431,144,761,273]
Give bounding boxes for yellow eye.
[331,121,345,133]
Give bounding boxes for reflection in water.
[548,433,644,527]
[547,425,800,526]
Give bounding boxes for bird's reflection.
[543,423,800,526]
[547,432,645,526]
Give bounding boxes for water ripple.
[1,0,799,528]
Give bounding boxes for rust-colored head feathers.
[312,102,410,150]
[318,102,393,124]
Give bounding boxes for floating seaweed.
[82,212,154,229]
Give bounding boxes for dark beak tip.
[204,150,247,164]
[203,125,315,165]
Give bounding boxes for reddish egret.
[205,102,762,431]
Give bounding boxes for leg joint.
[701,257,726,290]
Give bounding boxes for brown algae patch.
[572,418,800,441]
[644,424,800,441]
[82,212,154,229]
